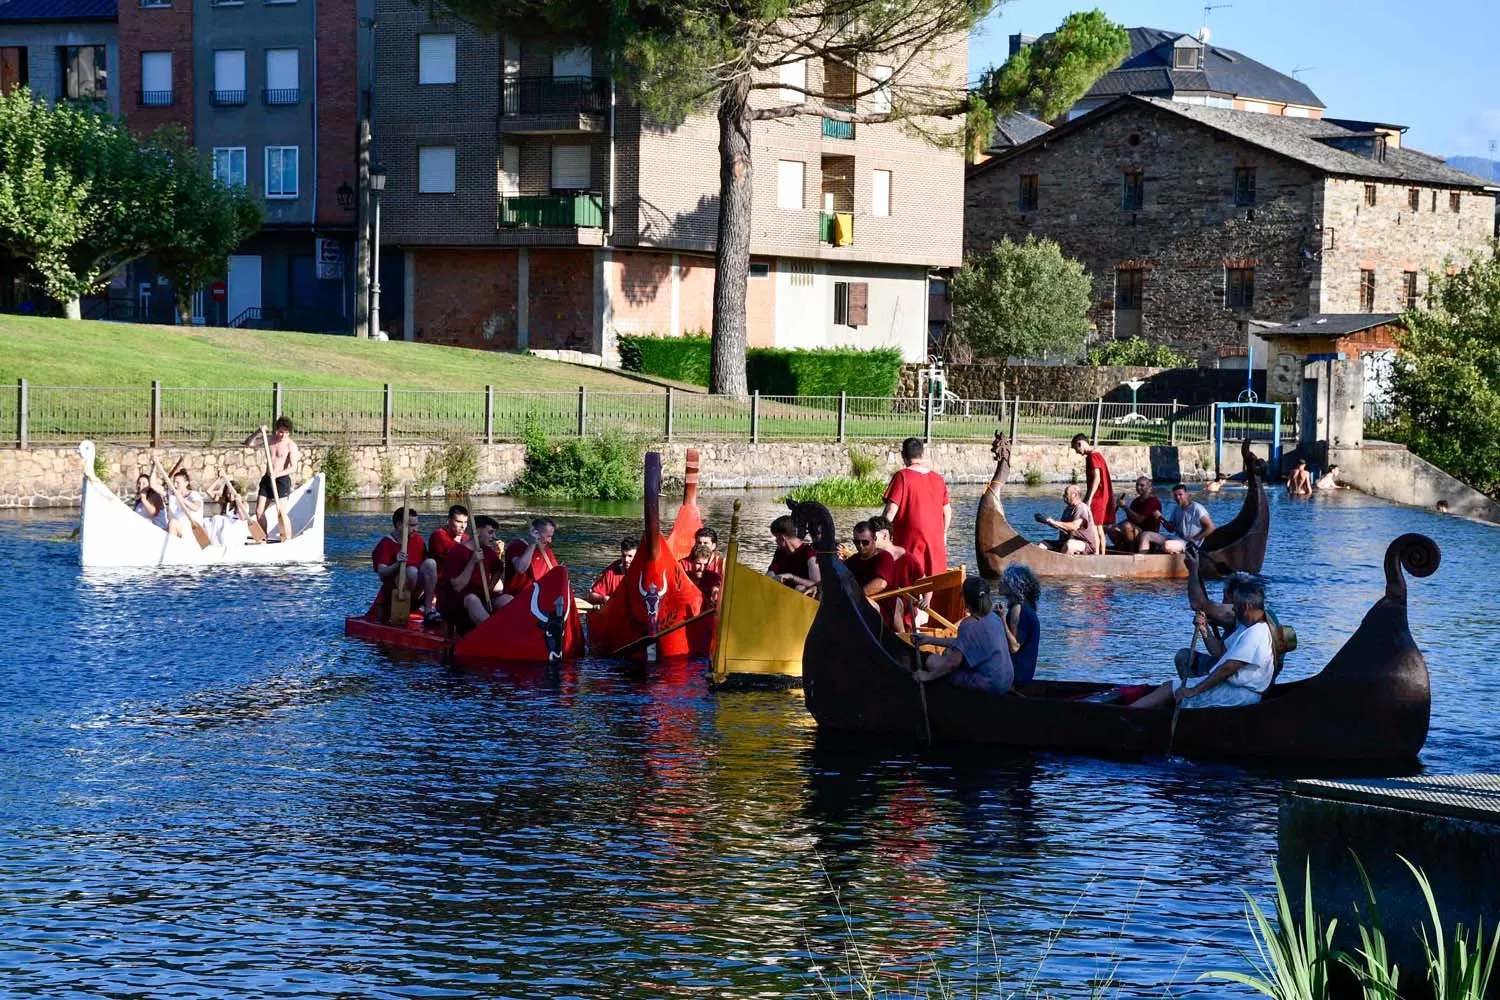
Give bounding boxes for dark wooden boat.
[976,434,1269,581]
[800,494,1437,765]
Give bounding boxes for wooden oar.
[153,458,211,548]
[871,577,955,604]
[1166,626,1201,757]
[608,607,716,659]
[908,640,932,743]
[389,486,413,624]
[260,425,294,543]
[473,532,494,615]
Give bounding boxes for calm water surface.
[2,484,1497,998]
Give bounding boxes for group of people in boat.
[127,418,301,547]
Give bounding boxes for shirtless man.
[245,417,300,534]
[1285,457,1313,497]
[1315,465,1346,491]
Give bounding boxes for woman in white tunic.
[165,470,208,541]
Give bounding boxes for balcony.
[211,89,246,107]
[821,103,855,140]
[498,192,604,229]
[262,88,300,106]
[138,90,173,107]
[819,210,853,246]
[499,76,608,134]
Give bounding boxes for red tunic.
[1127,495,1164,533]
[503,538,559,596]
[1085,451,1114,529]
[768,542,815,580]
[372,532,426,611]
[882,467,950,578]
[427,526,465,564]
[845,550,897,590]
[680,558,723,606]
[440,541,502,600]
[590,559,628,601]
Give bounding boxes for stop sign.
[210,280,227,303]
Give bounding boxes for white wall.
[772,258,928,361]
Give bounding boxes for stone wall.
[1,439,1218,507]
[899,363,1262,404]
[1331,443,1500,525]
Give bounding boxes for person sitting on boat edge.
[244,417,300,535]
[1130,576,1275,710]
[1033,484,1097,555]
[1286,457,1313,498]
[1105,476,1164,552]
[503,517,559,600]
[1136,484,1213,554]
[845,520,899,598]
[682,542,723,607]
[767,514,819,593]
[587,536,637,607]
[437,514,506,634]
[999,565,1041,687]
[133,472,168,530]
[372,505,433,625]
[422,504,469,621]
[914,577,1015,696]
[165,469,208,541]
[1071,434,1113,556]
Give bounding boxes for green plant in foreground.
[1024,466,1044,487]
[1339,856,1399,1000]
[320,441,358,502]
[1202,862,1337,1000]
[440,437,479,496]
[782,476,887,507]
[1405,856,1500,1000]
[509,421,643,501]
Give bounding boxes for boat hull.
[344,613,451,656]
[455,566,586,666]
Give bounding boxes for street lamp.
[1120,378,1147,423]
[369,161,387,339]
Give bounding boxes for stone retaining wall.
[1,440,1218,508]
[1332,443,1500,525]
[899,363,1262,405]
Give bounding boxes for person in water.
[1130,576,1276,710]
[1203,473,1228,494]
[1315,465,1346,490]
[913,577,1015,695]
[999,565,1041,687]
[1286,457,1313,497]
[1034,484,1097,555]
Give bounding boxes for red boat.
[454,564,585,666]
[344,609,452,656]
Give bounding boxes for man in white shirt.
[1136,483,1214,554]
[1131,577,1275,710]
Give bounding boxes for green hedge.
[617,334,903,397]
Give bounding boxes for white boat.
[77,441,326,568]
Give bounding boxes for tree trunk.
[709,74,753,399]
[63,297,81,320]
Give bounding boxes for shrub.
[781,476,887,507]
[440,437,479,496]
[1087,336,1190,368]
[617,334,903,397]
[618,333,713,384]
[320,442,358,502]
[377,453,397,498]
[510,421,643,501]
[1023,466,1044,487]
[414,450,441,497]
[848,448,877,480]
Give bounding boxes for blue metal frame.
[1214,402,1282,477]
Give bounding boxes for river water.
[2,484,1497,998]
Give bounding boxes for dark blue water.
[2,486,1496,998]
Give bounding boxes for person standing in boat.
[1136,484,1214,553]
[1130,577,1276,710]
[422,504,469,621]
[244,418,300,535]
[1071,434,1114,556]
[1034,485,1097,555]
[372,506,431,624]
[586,537,637,607]
[1000,565,1042,687]
[844,520,899,598]
[503,517,559,599]
[767,515,819,592]
[882,437,952,578]
[133,472,167,530]
[438,514,507,632]
[913,577,1014,695]
[1105,476,1165,552]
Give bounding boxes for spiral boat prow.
[1384,533,1441,604]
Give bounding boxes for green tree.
[1087,336,1190,367]
[147,130,262,323]
[433,0,1127,396]
[949,234,1093,372]
[1389,242,1500,497]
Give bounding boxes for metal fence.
[4,379,1223,449]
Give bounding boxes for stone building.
[964,95,1499,364]
[371,16,966,361]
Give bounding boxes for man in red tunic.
[843,520,898,598]
[681,542,723,607]
[503,516,559,599]
[371,506,429,624]
[881,437,951,578]
[587,537,637,607]
[1072,434,1114,555]
[420,504,468,620]
[438,514,505,634]
[767,514,819,592]
[1106,476,1165,552]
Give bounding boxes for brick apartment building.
[0,0,118,114]
[964,95,1499,364]
[371,11,966,362]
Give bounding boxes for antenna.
[1200,2,1231,40]
[1290,65,1316,78]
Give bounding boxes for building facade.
[964,96,1498,364]
[0,0,119,116]
[373,14,966,362]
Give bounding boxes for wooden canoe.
[801,498,1437,766]
[976,434,1268,581]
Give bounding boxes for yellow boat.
[710,500,965,688]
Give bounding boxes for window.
[498,144,519,196]
[58,44,107,100]
[1431,191,1437,212]
[777,159,805,210]
[1450,192,1461,213]
[833,281,868,327]
[1173,45,1201,70]
[778,59,805,102]
[1233,166,1256,206]
[265,146,299,198]
[418,146,457,193]
[1364,184,1377,207]
[1115,268,1142,309]
[1226,267,1255,309]
[1408,187,1421,212]
[139,0,170,8]
[749,261,771,279]
[1,47,29,96]
[1121,170,1144,211]
[1359,269,1376,311]
[551,46,591,77]
[1018,173,1038,211]
[1402,271,1418,310]
[870,65,892,114]
[212,146,246,187]
[264,48,298,104]
[550,145,590,190]
[871,169,891,217]
[139,51,171,105]
[417,34,456,85]
[213,49,245,104]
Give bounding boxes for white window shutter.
[141,52,171,92]
[418,34,456,85]
[872,169,891,216]
[551,145,590,190]
[214,50,245,90]
[419,147,457,194]
[777,160,805,210]
[778,59,806,102]
[498,145,520,196]
[871,65,892,113]
[265,49,298,90]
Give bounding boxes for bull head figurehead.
[637,572,667,631]
[531,586,568,664]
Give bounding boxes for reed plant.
[1201,863,1337,1000]
[781,446,886,507]
[377,453,396,499]
[1338,857,1399,1000]
[320,441,358,502]
[1405,857,1500,1000]
[440,437,479,496]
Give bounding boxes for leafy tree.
[146,130,262,323]
[1087,336,1190,368]
[1388,242,1500,497]
[433,1,1127,396]
[949,234,1093,372]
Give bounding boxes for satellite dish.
[1197,26,1210,43]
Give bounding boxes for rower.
[1033,485,1097,555]
[693,526,724,574]
[437,514,505,634]
[206,480,257,547]
[133,472,167,529]
[844,520,898,598]
[913,577,1015,695]
[682,542,722,607]
[587,536,637,608]
[1106,476,1165,553]
[423,504,470,621]
[1184,553,1296,681]
[502,517,559,604]
[244,417,300,535]
[1130,577,1275,711]
[767,514,819,592]
[164,469,208,540]
[372,505,428,624]
[1136,484,1213,553]
[999,565,1042,687]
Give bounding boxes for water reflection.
[1,485,1497,997]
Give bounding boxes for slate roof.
[987,111,1051,151]
[1261,314,1402,338]
[0,0,114,20]
[1082,26,1324,110]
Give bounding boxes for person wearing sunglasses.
[843,520,898,598]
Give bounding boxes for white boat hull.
[79,473,326,568]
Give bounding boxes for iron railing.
[500,76,609,117]
[262,88,300,106]
[137,90,173,107]
[211,90,247,107]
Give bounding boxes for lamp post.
[1122,378,1146,418]
[369,161,387,339]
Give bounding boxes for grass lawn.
[0,315,657,391]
